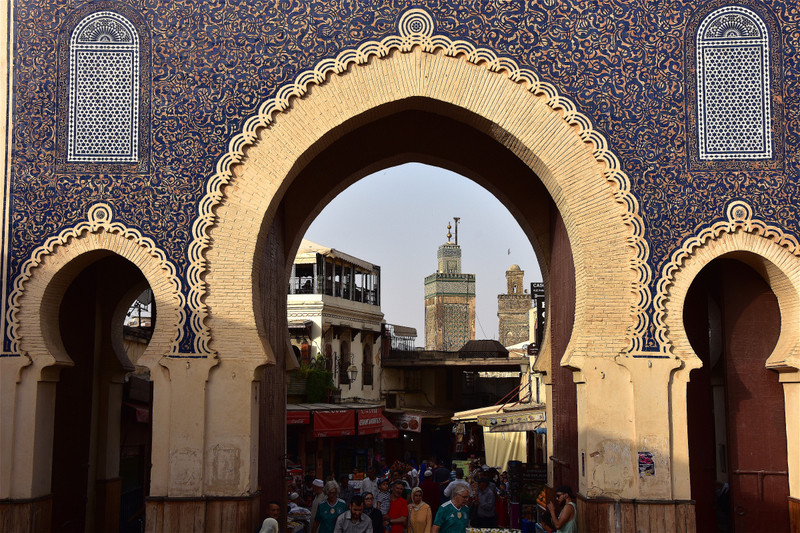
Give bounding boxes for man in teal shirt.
[432,487,470,533]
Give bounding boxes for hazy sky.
[304,163,541,344]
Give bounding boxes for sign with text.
[358,408,383,435]
[477,410,545,428]
[394,413,422,432]
[287,410,310,424]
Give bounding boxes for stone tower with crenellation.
[424,221,476,350]
[497,264,532,346]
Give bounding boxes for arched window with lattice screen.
[68,11,139,163]
[696,6,771,160]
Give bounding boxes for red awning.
[287,410,310,425]
[380,415,399,439]
[358,408,383,435]
[314,410,355,437]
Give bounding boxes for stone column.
[667,361,699,501]
[11,365,62,498]
[145,354,263,533]
[149,356,217,497]
[575,353,699,531]
[204,357,264,496]
[571,356,636,500]
[781,371,800,529]
[0,358,61,533]
[93,374,125,532]
[0,355,31,500]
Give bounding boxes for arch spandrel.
[199,8,651,366]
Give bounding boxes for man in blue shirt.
[432,487,470,533]
[473,478,497,528]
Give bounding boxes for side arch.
[2,203,184,502]
[8,202,184,367]
[659,200,800,371]
[659,200,800,504]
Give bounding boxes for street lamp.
[347,363,358,388]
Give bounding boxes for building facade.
[287,240,383,401]
[497,265,533,347]
[424,229,476,350]
[3,2,800,532]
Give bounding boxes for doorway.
[685,257,789,532]
[50,254,153,533]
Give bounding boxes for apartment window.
[362,344,373,386]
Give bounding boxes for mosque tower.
[497,264,533,346]
[424,219,476,350]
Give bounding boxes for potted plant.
[287,359,311,396]
[305,355,334,402]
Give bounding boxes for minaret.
[497,265,532,346]
[424,220,476,350]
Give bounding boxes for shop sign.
[358,408,383,435]
[381,415,399,439]
[394,413,422,432]
[287,410,311,424]
[477,410,545,428]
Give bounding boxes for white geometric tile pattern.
[68,12,139,163]
[696,6,771,160]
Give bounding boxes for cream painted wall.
[287,293,384,402]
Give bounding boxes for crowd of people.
[259,458,576,533]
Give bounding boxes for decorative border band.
[186,8,653,355]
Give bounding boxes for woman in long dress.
[408,487,432,533]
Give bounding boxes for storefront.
[477,408,546,469]
[453,405,546,529]
[383,408,453,464]
[452,405,546,470]
[286,403,399,479]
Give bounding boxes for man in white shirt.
[408,465,419,488]
[310,478,326,522]
[361,468,379,497]
[443,469,472,499]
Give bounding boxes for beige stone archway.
[1,202,183,504]
[194,8,672,515]
[659,200,800,503]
